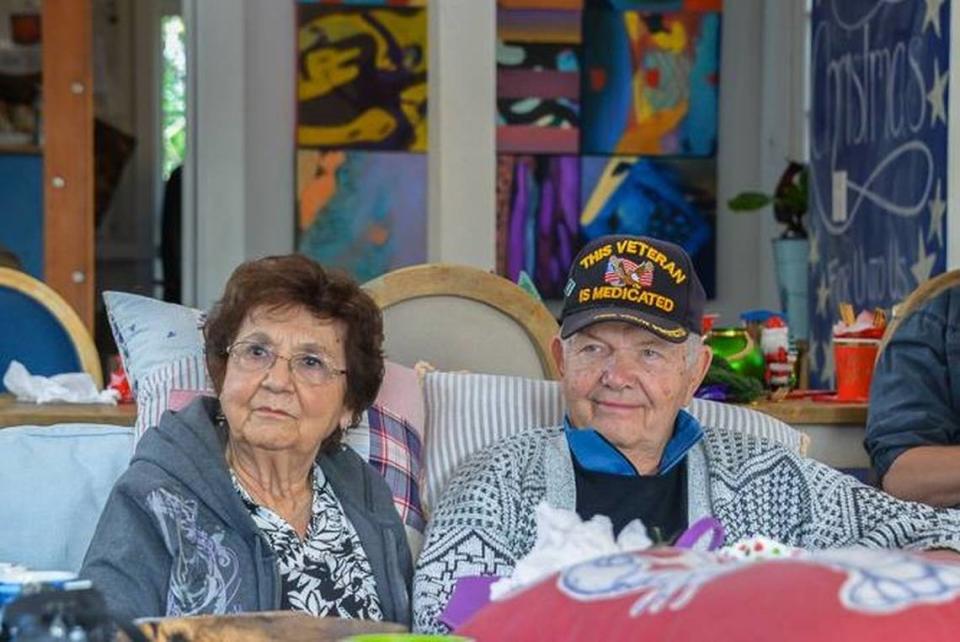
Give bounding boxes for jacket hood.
[132,395,258,535]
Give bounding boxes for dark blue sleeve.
[865,288,960,479]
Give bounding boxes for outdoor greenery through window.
[161,14,185,180]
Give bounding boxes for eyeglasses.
[226,340,347,385]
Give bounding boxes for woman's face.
[219,304,352,459]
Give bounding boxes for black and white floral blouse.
[231,464,383,619]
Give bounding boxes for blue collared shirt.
[564,409,704,476]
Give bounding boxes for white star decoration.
[821,343,835,387]
[927,58,948,126]
[911,231,936,285]
[808,229,820,268]
[927,179,946,247]
[808,339,820,375]
[923,0,945,38]
[816,275,831,318]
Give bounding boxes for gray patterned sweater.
[413,426,960,633]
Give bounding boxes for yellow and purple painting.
[297,150,427,282]
[497,155,582,298]
[297,4,427,151]
[581,5,720,155]
[497,154,715,298]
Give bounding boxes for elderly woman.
[81,255,412,624]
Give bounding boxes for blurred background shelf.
[0,143,40,155]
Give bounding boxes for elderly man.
[412,235,960,634]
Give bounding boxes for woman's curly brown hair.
[203,254,384,451]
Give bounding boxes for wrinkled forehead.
[237,304,345,346]
[568,321,678,349]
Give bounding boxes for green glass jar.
[705,327,765,381]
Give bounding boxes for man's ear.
[551,335,566,378]
[685,343,713,401]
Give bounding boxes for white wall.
[187,0,777,320]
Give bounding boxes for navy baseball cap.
[560,235,706,342]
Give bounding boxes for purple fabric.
[440,575,498,630]
[675,516,725,551]
[695,383,729,401]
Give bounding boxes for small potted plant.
[728,161,810,341]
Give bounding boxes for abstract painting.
[497,7,582,153]
[585,0,721,10]
[497,155,581,298]
[499,0,584,8]
[580,156,716,296]
[581,7,720,155]
[301,1,426,5]
[297,4,428,151]
[297,150,427,282]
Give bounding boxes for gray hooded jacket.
[81,396,412,624]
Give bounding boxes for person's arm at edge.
[866,292,960,505]
[882,446,960,507]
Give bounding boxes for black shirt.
[572,453,688,544]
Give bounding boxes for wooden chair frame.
[878,270,960,357]
[0,267,103,387]
[364,264,561,379]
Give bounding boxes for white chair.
[364,263,560,380]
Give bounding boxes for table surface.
[747,397,868,425]
[0,395,867,429]
[137,611,407,642]
[0,393,137,428]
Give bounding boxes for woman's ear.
[340,406,354,432]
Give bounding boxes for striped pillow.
[421,372,565,512]
[421,372,806,512]
[688,397,808,455]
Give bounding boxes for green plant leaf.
[727,192,773,211]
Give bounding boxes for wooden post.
[42,0,94,331]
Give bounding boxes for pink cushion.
[168,388,210,412]
[459,548,960,641]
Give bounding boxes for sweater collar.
[563,409,703,476]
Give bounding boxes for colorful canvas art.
[297,150,427,282]
[580,156,716,296]
[302,1,426,5]
[585,0,721,10]
[297,4,427,151]
[497,155,581,298]
[497,8,582,153]
[499,0,584,8]
[581,8,720,155]
[498,40,581,153]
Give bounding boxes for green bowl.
[340,633,473,642]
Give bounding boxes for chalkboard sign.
[809,0,949,388]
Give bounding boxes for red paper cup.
[833,338,880,401]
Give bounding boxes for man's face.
[552,321,712,468]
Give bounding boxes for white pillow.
[103,291,212,441]
[421,371,806,511]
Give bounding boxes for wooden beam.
[42,0,94,331]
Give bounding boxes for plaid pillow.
[366,404,425,534]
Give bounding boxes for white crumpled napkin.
[2,360,118,405]
[490,502,653,600]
